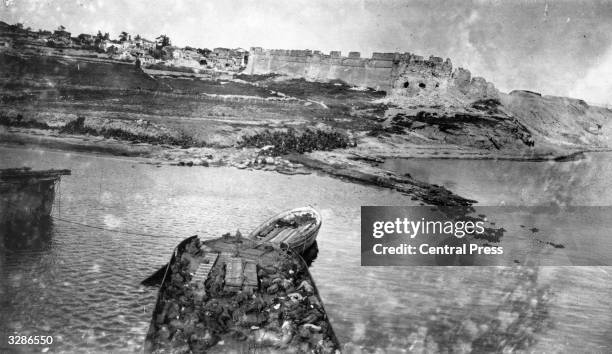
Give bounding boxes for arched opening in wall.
[200,59,207,66]
[419,83,426,89]
[403,82,409,88]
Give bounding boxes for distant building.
[232,48,249,66]
[171,47,182,59]
[118,40,132,49]
[182,48,202,61]
[208,48,248,68]
[135,38,155,49]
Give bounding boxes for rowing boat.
[248,207,322,254]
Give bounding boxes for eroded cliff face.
[246,47,611,157]
[380,58,516,154]
[380,56,612,155]
[377,88,612,157]
[379,98,536,154]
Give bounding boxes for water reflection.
[342,266,552,353]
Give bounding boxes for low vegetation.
[59,117,206,148]
[234,73,281,82]
[144,63,197,74]
[238,128,354,155]
[0,114,51,130]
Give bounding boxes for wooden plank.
[297,223,313,238]
[239,248,267,260]
[243,262,258,288]
[273,228,295,243]
[224,257,244,289]
[281,228,299,243]
[257,222,277,237]
[285,223,311,242]
[217,251,234,266]
[262,226,284,241]
[190,252,219,285]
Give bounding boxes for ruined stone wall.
[246,47,498,100]
[390,55,453,95]
[246,48,400,91]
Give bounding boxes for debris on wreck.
[144,234,340,353]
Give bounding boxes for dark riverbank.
[1,126,476,207]
[3,123,605,210]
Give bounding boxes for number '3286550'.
[8,335,54,345]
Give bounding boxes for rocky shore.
[1,124,475,206]
[2,116,606,209]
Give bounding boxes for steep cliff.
[501,91,612,148]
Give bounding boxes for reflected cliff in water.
[382,153,612,206]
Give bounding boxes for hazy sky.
[2,0,611,105]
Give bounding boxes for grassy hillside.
[0,53,162,91]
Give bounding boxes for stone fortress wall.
[245,47,498,100]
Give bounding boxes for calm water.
[382,153,612,207]
[1,146,611,353]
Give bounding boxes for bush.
[59,117,206,148]
[145,63,196,74]
[0,114,51,129]
[238,128,353,155]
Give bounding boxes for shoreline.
[3,126,605,207]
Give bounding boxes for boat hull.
[144,235,340,353]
